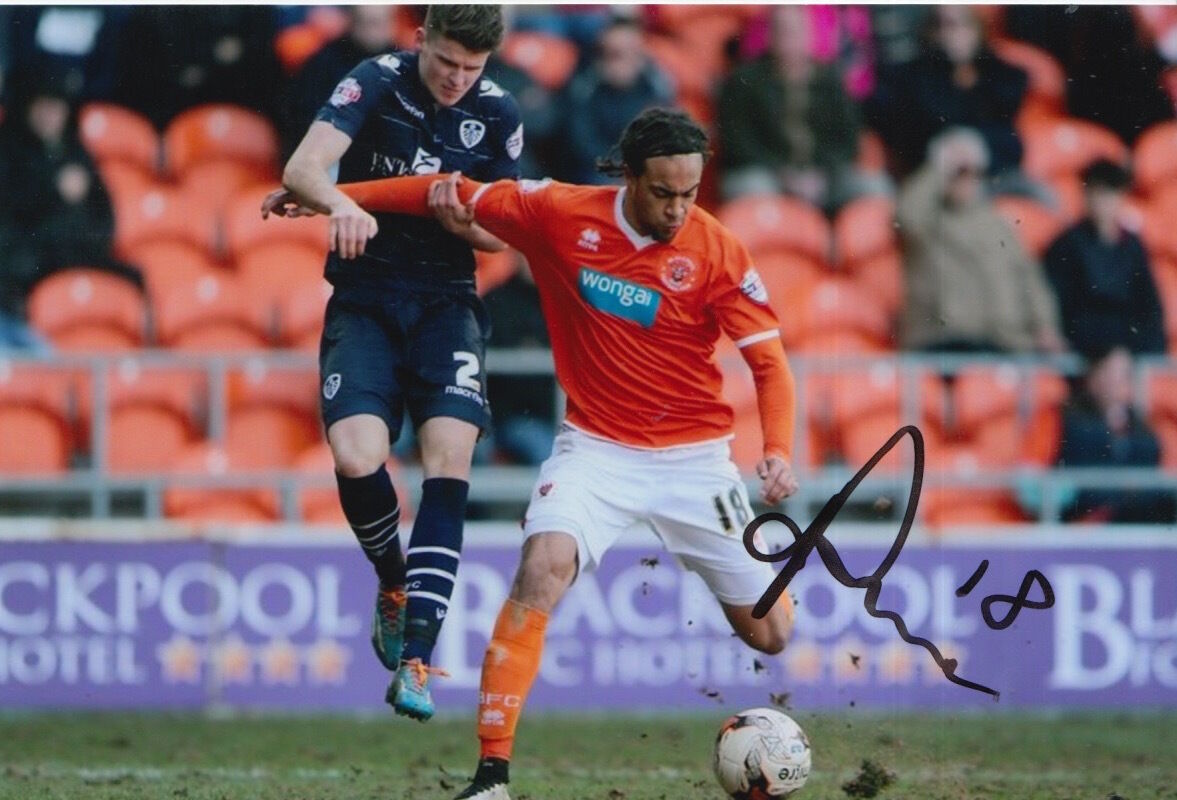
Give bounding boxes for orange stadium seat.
[163,105,280,179]
[225,364,320,467]
[1140,186,1177,261]
[153,272,271,352]
[78,364,207,473]
[1149,372,1177,469]
[500,31,579,91]
[993,196,1066,257]
[96,160,156,208]
[275,23,329,74]
[921,442,1028,528]
[180,159,274,214]
[474,249,520,297]
[296,442,415,524]
[1048,173,1086,223]
[833,196,896,266]
[223,185,331,260]
[27,269,146,352]
[163,442,281,522]
[717,194,830,263]
[952,366,1068,467]
[278,279,333,352]
[1134,121,1177,197]
[237,242,327,329]
[112,184,221,261]
[833,368,945,473]
[78,103,160,176]
[1020,117,1129,181]
[126,241,223,298]
[991,39,1066,122]
[856,129,888,174]
[781,277,893,350]
[751,251,824,309]
[846,250,904,318]
[0,364,76,474]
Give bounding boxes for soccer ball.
[713,707,811,798]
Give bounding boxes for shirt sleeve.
[467,178,556,248]
[476,95,524,182]
[312,58,386,141]
[707,234,782,348]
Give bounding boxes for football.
[713,707,812,798]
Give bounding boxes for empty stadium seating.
[28,269,147,352]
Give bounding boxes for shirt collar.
[614,187,656,251]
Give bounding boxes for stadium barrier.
[3,351,1176,522]
[1,522,1174,712]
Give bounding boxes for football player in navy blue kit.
[279,5,522,721]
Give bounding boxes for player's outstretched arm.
[281,121,379,259]
[741,337,800,504]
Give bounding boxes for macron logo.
[578,267,661,328]
[577,228,601,252]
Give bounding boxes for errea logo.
[577,228,601,252]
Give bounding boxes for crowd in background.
[1,5,1176,521]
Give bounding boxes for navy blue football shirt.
[314,51,523,287]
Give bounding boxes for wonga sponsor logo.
[578,267,661,328]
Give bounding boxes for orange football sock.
[477,599,548,761]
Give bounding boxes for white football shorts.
[522,425,776,606]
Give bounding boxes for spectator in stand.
[485,56,559,181]
[897,127,1064,354]
[874,6,1028,186]
[481,255,557,466]
[1005,6,1172,145]
[0,67,138,351]
[557,16,674,185]
[279,6,395,160]
[718,4,887,212]
[1056,347,1176,523]
[1045,160,1167,359]
[112,6,282,127]
[4,6,127,102]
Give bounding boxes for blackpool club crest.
[660,255,700,292]
[459,119,486,149]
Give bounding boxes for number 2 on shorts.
[453,351,482,392]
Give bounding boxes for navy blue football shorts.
[318,283,492,443]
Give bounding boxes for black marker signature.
[743,425,1055,700]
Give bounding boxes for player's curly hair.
[596,108,712,178]
[424,5,505,53]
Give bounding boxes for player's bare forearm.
[461,223,508,253]
[282,121,361,215]
[281,157,350,215]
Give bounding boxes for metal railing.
[1,350,1175,524]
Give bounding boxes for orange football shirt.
[341,176,790,452]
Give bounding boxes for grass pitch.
[2,710,1175,799]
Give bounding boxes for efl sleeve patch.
[740,268,769,304]
[329,77,363,108]
[506,123,524,161]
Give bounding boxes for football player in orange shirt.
[265,109,798,800]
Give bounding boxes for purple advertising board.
[1,526,1175,711]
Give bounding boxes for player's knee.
[329,436,387,478]
[511,538,577,612]
[419,421,478,479]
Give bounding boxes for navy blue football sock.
[402,477,469,665]
[335,466,405,587]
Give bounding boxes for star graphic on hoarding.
[306,639,350,685]
[783,641,822,683]
[877,641,916,684]
[212,635,253,684]
[259,638,301,686]
[156,634,202,684]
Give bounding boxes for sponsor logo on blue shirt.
[578,267,661,328]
